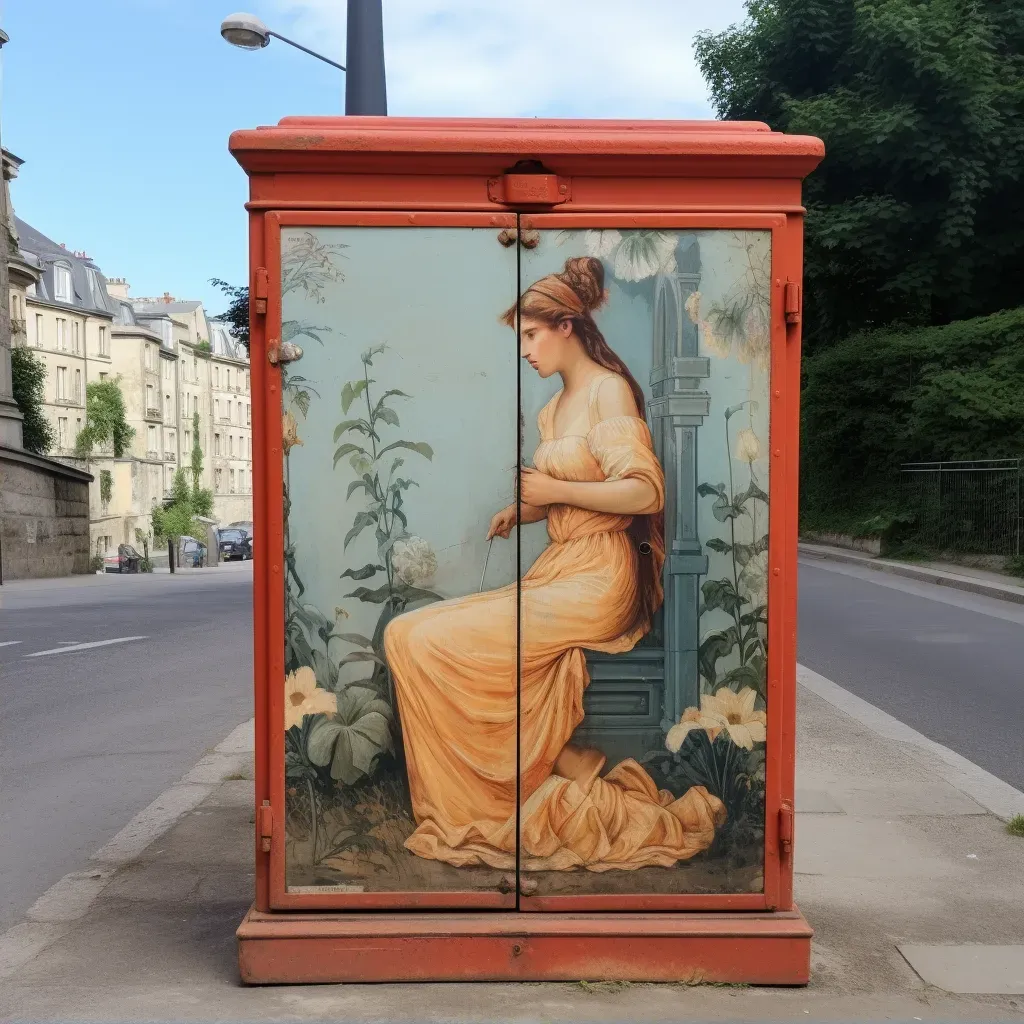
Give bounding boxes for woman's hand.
[486,505,517,540]
[519,467,565,508]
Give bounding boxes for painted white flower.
[740,550,769,607]
[700,320,733,359]
[584,229,622,260]
[282,411,303,453]
[285,666,337,731]
[700,687,767,750]
[391,536,437,587]
[666,706,725,753]
[738,306,771,370]
[734,427,762,464]
[613,231,678,282]
[684,290,702,325]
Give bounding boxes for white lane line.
[25,636,148,658]
[0,641,22,648]
[798,663,1024,821]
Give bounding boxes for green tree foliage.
[210,278,249,353]
[152,469,200,542]
[10,346,55,454]
[801,307,1024,530]
[695,0,1024,349]
[189,410,213,517]
[75,378,135,457]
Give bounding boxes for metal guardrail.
[900,458,1022,556]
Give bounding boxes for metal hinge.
[487,165,570,207]
[778,801,794,857]
[253,266,269,316]
[784,281,802,325]
[258,799,273,853]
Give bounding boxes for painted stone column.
[647,239,710,727]
[0,140,25,448]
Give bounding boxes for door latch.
[778,801,794,857]
[253,266,269,316]
[488,172,570,206]
[267,339,304,366]
[784,281,802,324]
[258,799,273,853]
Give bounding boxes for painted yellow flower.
[734,427,761,464]
[285,666,337,731]
[665,706,724,753]
[684,289,702,325]
[282,411,303,453]
[700,686,767,750]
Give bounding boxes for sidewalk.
[800,540,1024,605]
[1,672,1023,1020]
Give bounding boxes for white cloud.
[266,0,750,118]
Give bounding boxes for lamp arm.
[267,30,347,72]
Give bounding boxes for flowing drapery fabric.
[384,374,724,871]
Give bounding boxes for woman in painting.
[384,256,725,872]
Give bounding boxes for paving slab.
[899,944,1024,995]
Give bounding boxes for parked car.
[180,536,207,568]
[218,528,253,561]
[104,544,142,574]
[229,520,254,537]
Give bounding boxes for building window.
[58,417,68,448]
[55,318,67,351]
[246,403,251,426]
[146,384,154,411]
[226,368,232,390]
[165,394,171,422]
[236,401,242,423]
[215,467,223,491]
[214,433,221,455]
[214,366,220,387]
[215,398,220,420]
[72,320,80,354]
[56,366,68,401]
[35,313,44,347]
[99,326,109,356]
[76,417,82,440]
[148,425,157,452]
[192,394,198,415]
[184,430,191,452]
[145,345,154,370]
[229,468,236,493]
[74,368,82,403]
[229,435,234,456]
[54,263,72,303]
[99,371,108,381]
[245,371,250,393]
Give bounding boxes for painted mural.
[280,226,770,896]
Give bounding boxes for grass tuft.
[1006,814,1024,838]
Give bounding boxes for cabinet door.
[515,222,776,909]
[268,215,521,909]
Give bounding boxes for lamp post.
[220,3,386,115]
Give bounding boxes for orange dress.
[383,375,724,872]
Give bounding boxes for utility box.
[229,117,823,985]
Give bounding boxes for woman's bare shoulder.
[594,373,639,419]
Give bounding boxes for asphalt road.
[798,556,1024,793]
[0,566,253,931]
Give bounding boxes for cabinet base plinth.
[237,905,812,985]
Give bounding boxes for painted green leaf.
[697,482,727,499]
[705,537,732,554]
[332,632,375,648]
[719,664,764,694]
[724,402,748,420]
[391,478,418,492]
[375,406,400,428]
[350,453,373,474]
[340,564,385,581]
[341,379,370,414]
[345,584,394,603]
[361,344,386,367]
[712,493,745,522]
[735,479,769,506]
[293,391,311,417]
[346,479,373,500]
[376,440,434,461]
[699,626,739,685]
[333,418,374,442]
[732,542,756,567]
[393,583,443,604]
[334,442,368,468]
[702,578,745,617]
[344,511,378,550]
[337,650,386,668]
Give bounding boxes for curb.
[798,543,1024,606]
[0,718,255,980]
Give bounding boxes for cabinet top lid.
[229,116,824,180]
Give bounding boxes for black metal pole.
[168,538,175,574]
[345,0,387,115]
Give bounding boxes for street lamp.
[220,3,386,115]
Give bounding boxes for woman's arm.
[486,501,547,540]
[520,471,657,516]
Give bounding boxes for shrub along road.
[0,567,253,931]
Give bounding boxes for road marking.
[798,663,1024,821]
[0,641,22,648]
[25,636,148,658]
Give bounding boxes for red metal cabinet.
[230,117,823,984]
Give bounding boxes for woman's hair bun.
[560,256,606,314]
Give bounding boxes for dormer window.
[54,263,73,303]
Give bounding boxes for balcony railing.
[146,449,160,460]
[164,451,176,462]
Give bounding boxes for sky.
[1,0,749,314]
